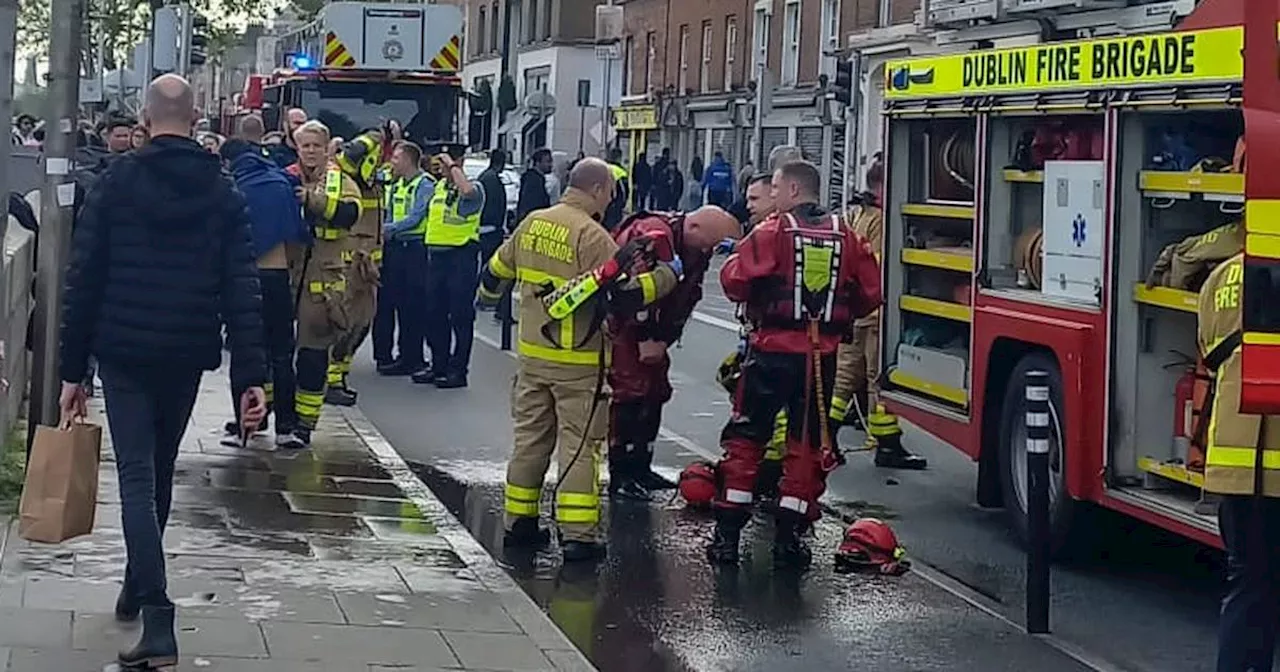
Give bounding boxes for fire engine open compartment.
[882,116,976,412]
[1110,103,1244,523]
[981,113,1106,308]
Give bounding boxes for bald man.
[59,74,267,667]
[607,205,741,499]
[477,158,681,561]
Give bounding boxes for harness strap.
[1191,329,1243,463]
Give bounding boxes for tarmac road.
[346,302,1175,671]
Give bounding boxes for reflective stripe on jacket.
[424,178,481,247]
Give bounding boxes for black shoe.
[114,585,139,623]
[772,519,813,571]
[378,360,419,376]
[635,468,676,491]
[562,540,606,562]
[224,418,268,436]
[410,367,437,385]
[608,474,651,502]
[706,522,742,565]
[435,374,468,389]
[503,517,551,548]
[874,435,928,470]
[118,605,178,669]
[293,428,312,447]
[324,387,357,406]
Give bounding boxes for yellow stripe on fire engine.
[1246,233,1280,260]
[1246,199,1280,237]
[883,25,1246,100]
[323,32,357,68]
[429,35,462,71]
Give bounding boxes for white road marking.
[690,311,740,332]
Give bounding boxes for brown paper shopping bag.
[18,422,102,543]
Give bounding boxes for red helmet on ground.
[678,461,717,508]
[834,518,910,575]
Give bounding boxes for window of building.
[491,1,500,52]
[752,8,769,85]
[645,31,656,92]
[819,0,837,77]
[724,16,737,91]
[527,0,538,43]
[622,34,633,94]
[541,0,552,39]
[678,24,689,92]
[700,20,713,93]
[477,6,488,54]
[781,0,800,86]
[524,65,551,98]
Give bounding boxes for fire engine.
[244,2,464,147]
[874,0,1278,550]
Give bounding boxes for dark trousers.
[372,240,428,368]
[100,361,202,608]
[1218,495,1280,672]
[426,243,478,377]
[231,269,297,433]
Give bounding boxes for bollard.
[1025,369,1051,635]
[499,284,513,351]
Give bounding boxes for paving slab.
[0,368,596,670]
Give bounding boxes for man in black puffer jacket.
[57,74,268,670]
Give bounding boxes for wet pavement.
[349,332,1101,672]
[0,370,594,671]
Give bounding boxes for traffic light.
[189,12,209,68]
[833,57,855,105]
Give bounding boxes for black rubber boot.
[503,517,551,548]
[754,459,783,501]
[118,605,178,669]
[706,511,747,565]
[633,444,676,491]
[562,539,607,562]
[115,583,139,623]
[772,514,813,571]
[873,433,928,470]
[608,446,650,502]
[324,386,357,407]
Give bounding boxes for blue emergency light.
[288,53,314,70]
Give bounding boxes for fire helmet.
[716,351,742,395]
[678,461,717,508]
[337,133,382,187]
[834,518,910,575]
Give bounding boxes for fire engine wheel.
[997,352,1075,553]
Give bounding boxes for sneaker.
[410,367,438,385]
[608,475,651,502]
[275,431,307,450]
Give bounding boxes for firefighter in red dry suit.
[608,206,743,500]
[707,160,882,569]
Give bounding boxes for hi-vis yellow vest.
[390,174,427,236]
[424,178,480,247]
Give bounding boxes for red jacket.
[721,204,881,354]
[611,212,710,344]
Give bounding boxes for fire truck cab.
[875,0,1279,550]
[257,2,464,147]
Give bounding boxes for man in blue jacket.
[703,151,734,207]
[220,138,311,448]
[374,141,433,376]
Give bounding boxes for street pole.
[178,2,193,78]
[842,50,862,208]
[0,0,16,233]
[31,0,83,438]
[751,58,764,167]
[1025,369,1052,634]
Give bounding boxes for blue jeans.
[1217,495,1280,672]
[100,361,202,608]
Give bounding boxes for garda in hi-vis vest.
[425,178,481,247]
[1198,253,1280,496]
[389,174,428,236]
